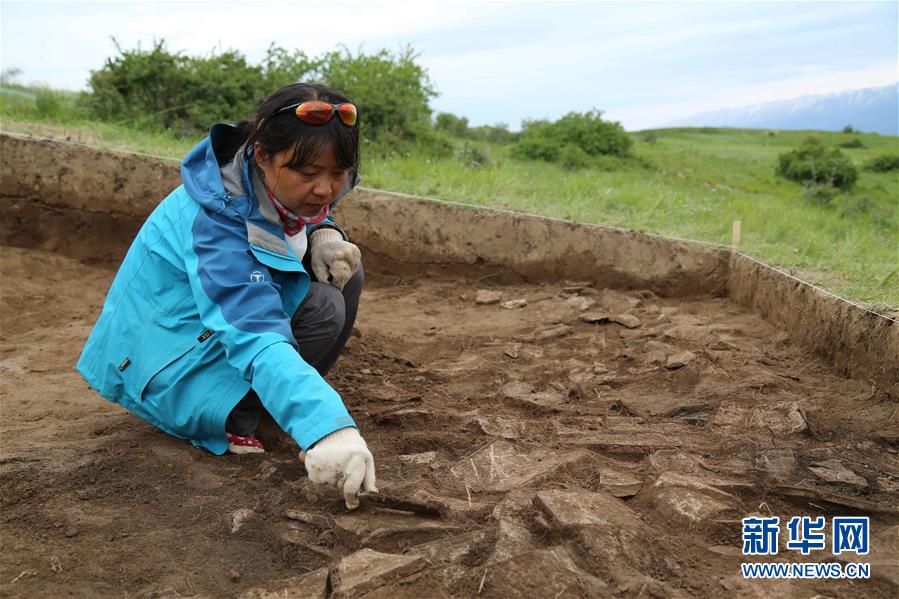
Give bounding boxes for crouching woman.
[77,83,376,508]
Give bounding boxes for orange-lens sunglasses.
[275,101,357,126]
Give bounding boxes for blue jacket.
[76,124,357,454]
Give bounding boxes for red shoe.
[227,432,265,454]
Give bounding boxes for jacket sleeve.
[183,206,356,449]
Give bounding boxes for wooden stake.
[732,220,742,250]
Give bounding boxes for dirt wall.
[1,132,895,388]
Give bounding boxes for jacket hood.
[181,124,246,216]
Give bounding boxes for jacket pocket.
[118,319,202,402]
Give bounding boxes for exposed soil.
[1,242,897,598]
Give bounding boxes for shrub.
[838,138,865,149]
[512,110,632,164]
[470,123,516,144]
[776,137,858,190]
[84,39,437,143]
[802,182,838,206]
[435,112,470,138]
[560,143,591,170]
[321,45,436,143]
[865,153,899,172]
[455,143,492,168]
[842,124,855,133]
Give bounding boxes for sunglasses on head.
[274,100,358,126]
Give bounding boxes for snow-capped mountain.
[666,83,898,135]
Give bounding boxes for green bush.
[802,182,838,206]
[455,143,492,168]
[511,110,632,164]
[838,138,865,149]
[560,143,590,170]
[865,153,899,172]
[776,137,858,190]
[435,112,470,138]
[470,123,516,144]
[842,124,855,134]
[84,40,436,143]
[321,45,436,144]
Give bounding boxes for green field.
[2,85,896,309]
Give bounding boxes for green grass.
[2,85,896,309]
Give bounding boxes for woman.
[77,83,376,509]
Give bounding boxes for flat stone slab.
[333,512,460,546]
[710,400,807,435]
[599,468,643,497]
[330,549,426,598]
[644,472,739,525]
[409,529,489,566]
[534,489,643,532]
[451,441,593,492]
[808,459,868,488]
[240,567,329,599]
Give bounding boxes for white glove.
[310,228,361,291]
[303,427,377,509]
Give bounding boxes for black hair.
[233,82,359,173]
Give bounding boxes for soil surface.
[1,245,897,598]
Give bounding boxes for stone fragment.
[410,529,488,566]
[534,324,573,341]
[808,460,868,488]
[644,472,738,525]
[501,380,534,398]
[609,314,642,329]
[600,469,643,497]
[475,289,502,304]
[666,350,696,369]
[562,280,593,293]
[756,449,797,481]
[598,288,641,313]
[398,451,437,466]
[580,311,611,324]
[229,508,254,533]
[284,510,331,529]
[333,512,460,546]
[500,298,528,309]
[240,567,329,599]
[535,489,642,532]
[330,549,426,599]
[475,416,521,440]
[489,518,536,564]
[451,441,592,492]
[710,400,807,435]
[564,296,596,311]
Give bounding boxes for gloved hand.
[310,227,361,291]
[303,427,377,509]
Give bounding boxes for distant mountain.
[666,83,898,135]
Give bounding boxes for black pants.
[225,262,363,437]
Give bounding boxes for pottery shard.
[666,350,696,369]
[330,549,426,598]
[535,490,642,532]
[808,460,868,489]
[240,567,329,599]
[452,441,593,492]
[475,289,502,304]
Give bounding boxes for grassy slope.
[2,87,896,308]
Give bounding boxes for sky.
[1,0,896,131]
